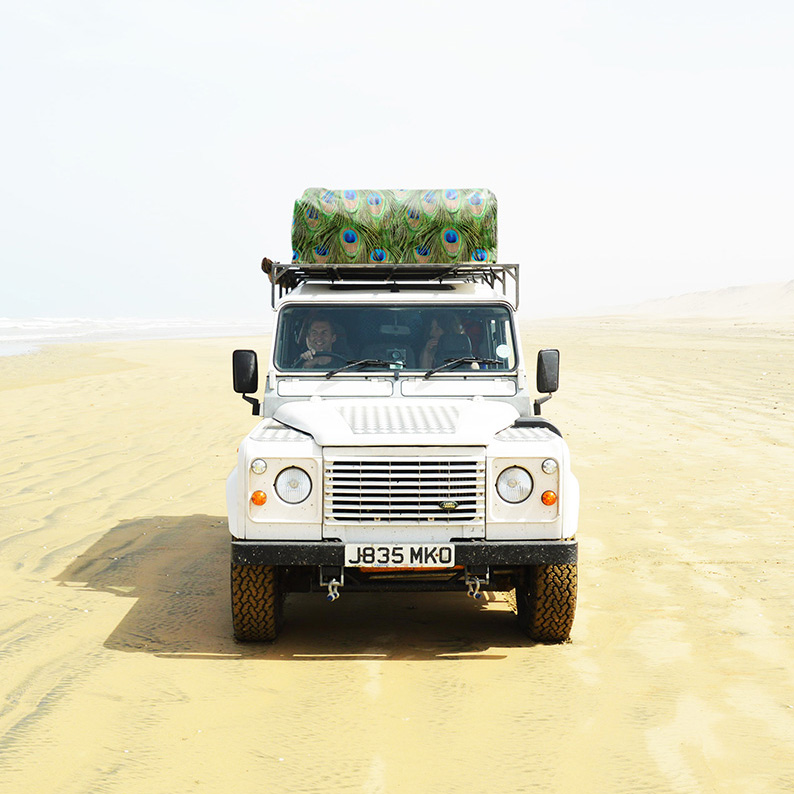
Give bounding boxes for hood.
[273,399,519,446]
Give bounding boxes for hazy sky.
[2,1,792,319]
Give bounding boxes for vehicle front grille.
[324,455,485,524]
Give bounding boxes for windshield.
[274,303,517,373]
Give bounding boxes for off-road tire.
[515,564,577,643]
[231,563,284,642]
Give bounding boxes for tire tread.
[231,564,283,642]
[516,563,577,643]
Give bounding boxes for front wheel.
[514,564,577,643]
[231,563,284,642]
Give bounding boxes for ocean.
[0,317,271,357]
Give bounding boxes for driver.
[299,317,337,368]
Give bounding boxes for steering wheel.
[290,350,349,368]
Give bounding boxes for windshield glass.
[274,303,517,373]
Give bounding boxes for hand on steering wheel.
[290,350,348,368]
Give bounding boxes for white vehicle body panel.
[273,398,519,447]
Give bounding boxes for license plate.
[344,543,455,568]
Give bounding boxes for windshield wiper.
[325,359,395,379]
[423,356,502,379]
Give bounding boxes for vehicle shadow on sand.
[55,515,534,661]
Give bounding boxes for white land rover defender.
[227,189,579,643]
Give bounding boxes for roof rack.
[263,261,519,308]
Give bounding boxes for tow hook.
[465,575,484,600]
[326,579,341,602]
[320,566,343,601]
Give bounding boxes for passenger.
[419,313,463,369]
[298,317,338,368]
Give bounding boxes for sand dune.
[620,280,794,318]
[1,321,793,792]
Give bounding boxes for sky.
[2,1,792,320]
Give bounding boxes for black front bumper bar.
[232,539,577,567]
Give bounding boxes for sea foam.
[0,317,269,356]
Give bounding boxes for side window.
[494,317,516,369]
[274,308,312,368]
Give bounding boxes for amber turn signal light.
[541,490,557,506]
[251,490,267,506]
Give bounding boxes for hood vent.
[337,404,459,435]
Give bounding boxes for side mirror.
[232,350,260,415]
[233,349,258,393]
[535,350,559,415]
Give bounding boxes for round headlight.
[250,458,267,475]
[541,458,558,475]
[496,466,533,503]
[274,467,312,504]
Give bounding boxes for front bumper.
[231,539,578,567]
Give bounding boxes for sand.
[1,318,793,793]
